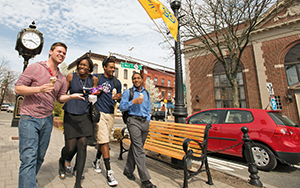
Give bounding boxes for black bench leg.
[205,159,213,185]
[183,167,189,188]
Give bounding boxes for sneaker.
[73,170,85,180]
[106,170,118,186]
[92,159,101,173]
[65,165,72,175]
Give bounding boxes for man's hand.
[132,97,143,104]
[112,93,122,100]
[40,84,55,93]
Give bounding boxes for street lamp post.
[171,0,187,123]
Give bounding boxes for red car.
[186,108,300,171]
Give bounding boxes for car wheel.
[155,118,158,121]
[251,143,277,171]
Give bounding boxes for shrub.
[53,100,64,117]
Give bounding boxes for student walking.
[15,42,84,188]
[119,72,156,188]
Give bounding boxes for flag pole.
[151,20,175,51]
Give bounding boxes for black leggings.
[60,137,87,187]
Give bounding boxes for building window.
[114,68,118,78]
[154,77,157,85]
[124,84,127,92]
[213,60,246,108]
[161,90,165,99]
[124,69,128,79]
[147,76,150,80]
[168,91,171,99]
[285,43,300,86]
[93,64,98,74]
[168,80,171,87]
[161,78,164,86]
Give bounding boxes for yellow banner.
[138,0,178,41]
[158,2,178,41]
[138,0,161,20]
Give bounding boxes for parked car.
[186,108,300,171]
[151,111,166,121]
[1,103,10,111]
[7,104,14,113]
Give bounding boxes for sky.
[0,0,179,74]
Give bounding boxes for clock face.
[21,31,41,50]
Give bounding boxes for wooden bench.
[118,121,213,188]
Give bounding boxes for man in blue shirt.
[119,72,156,188]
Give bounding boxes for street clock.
[21,31,42,50]
[15,20,44,60]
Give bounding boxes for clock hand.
[23,39,38,45]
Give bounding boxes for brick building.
[183,1,300,124]
[141,66,175,112]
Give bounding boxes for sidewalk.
[0,121,251,188]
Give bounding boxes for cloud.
[0,0,178,73]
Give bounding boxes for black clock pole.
[12,21,44,127]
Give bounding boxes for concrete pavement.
[0,117,247,188]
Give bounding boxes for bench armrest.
[182,124,212,160]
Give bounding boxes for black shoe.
[74,183,82,188]
[73,170,85,180]
[123,170,135,181]
[58,158,66,180]
[142,181,157,188]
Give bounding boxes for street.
[1,111,300,188]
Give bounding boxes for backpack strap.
[129,87,134,101]
[129,87,149,101]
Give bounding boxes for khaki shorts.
[95,112,115,144]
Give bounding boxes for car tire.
[251,143,277,171]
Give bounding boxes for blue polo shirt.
[119,86,151,122]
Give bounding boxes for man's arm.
[15,84,54,96]
[119,89,132,112]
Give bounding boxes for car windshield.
[268,112,298,127]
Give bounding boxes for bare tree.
[0,55,21,105]
[181,0,293,107]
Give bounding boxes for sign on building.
[266,82,274,95]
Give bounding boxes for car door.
[219,109,254,157]
[187,110,225,151]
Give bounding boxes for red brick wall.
[261,35,300,125]
[144,68,175,101]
